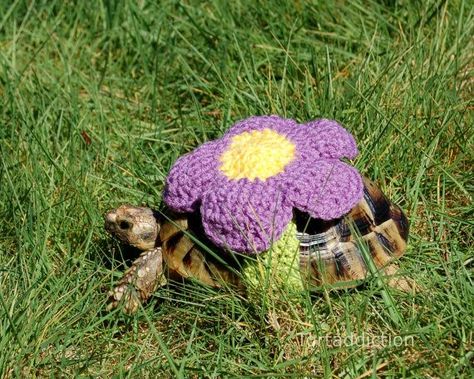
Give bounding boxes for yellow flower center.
[219,129,296,181]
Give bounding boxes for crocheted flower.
[164,116,363,253]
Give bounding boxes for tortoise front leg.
[107,247,166,314]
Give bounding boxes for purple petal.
[200,180,293,253]
[224,115,299,138]
[300,119,359,160]
[224,116,358,161]
[163,141,226,212]
[285,160,363,220]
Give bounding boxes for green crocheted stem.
[242,222,303,294]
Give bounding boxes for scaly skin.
[104,205,159,251]
[106,247,166,314]
[105,205,164,313]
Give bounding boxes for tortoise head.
[105,205,160,250]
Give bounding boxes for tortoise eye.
[119,220,132,230]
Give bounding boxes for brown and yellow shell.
[159,177,409,289]
[106,177,410,313]
[296,177,409,288]
[158,212,243,289]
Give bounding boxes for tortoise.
[104,208,244,313]
[104,177,411,313]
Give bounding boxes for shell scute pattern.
[105,178,410,313]
[297,177,409,287]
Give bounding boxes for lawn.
[0,0,473,377]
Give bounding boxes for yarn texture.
[164,115,363,253]
[220,129,296,180]
[242,221,303,294]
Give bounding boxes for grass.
[0,0,473,377]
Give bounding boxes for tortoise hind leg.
[107,247,166,314]
[382,263,417,292]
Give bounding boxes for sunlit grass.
[0,0,472,377]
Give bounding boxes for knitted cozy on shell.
[242,221,304,296]
[164,115,363,254]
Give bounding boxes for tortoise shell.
[159,176,408,289]
[158,211,243,289]
[106,177,409,312]
[295,177,409,288]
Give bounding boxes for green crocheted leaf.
[242,222,303,295]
